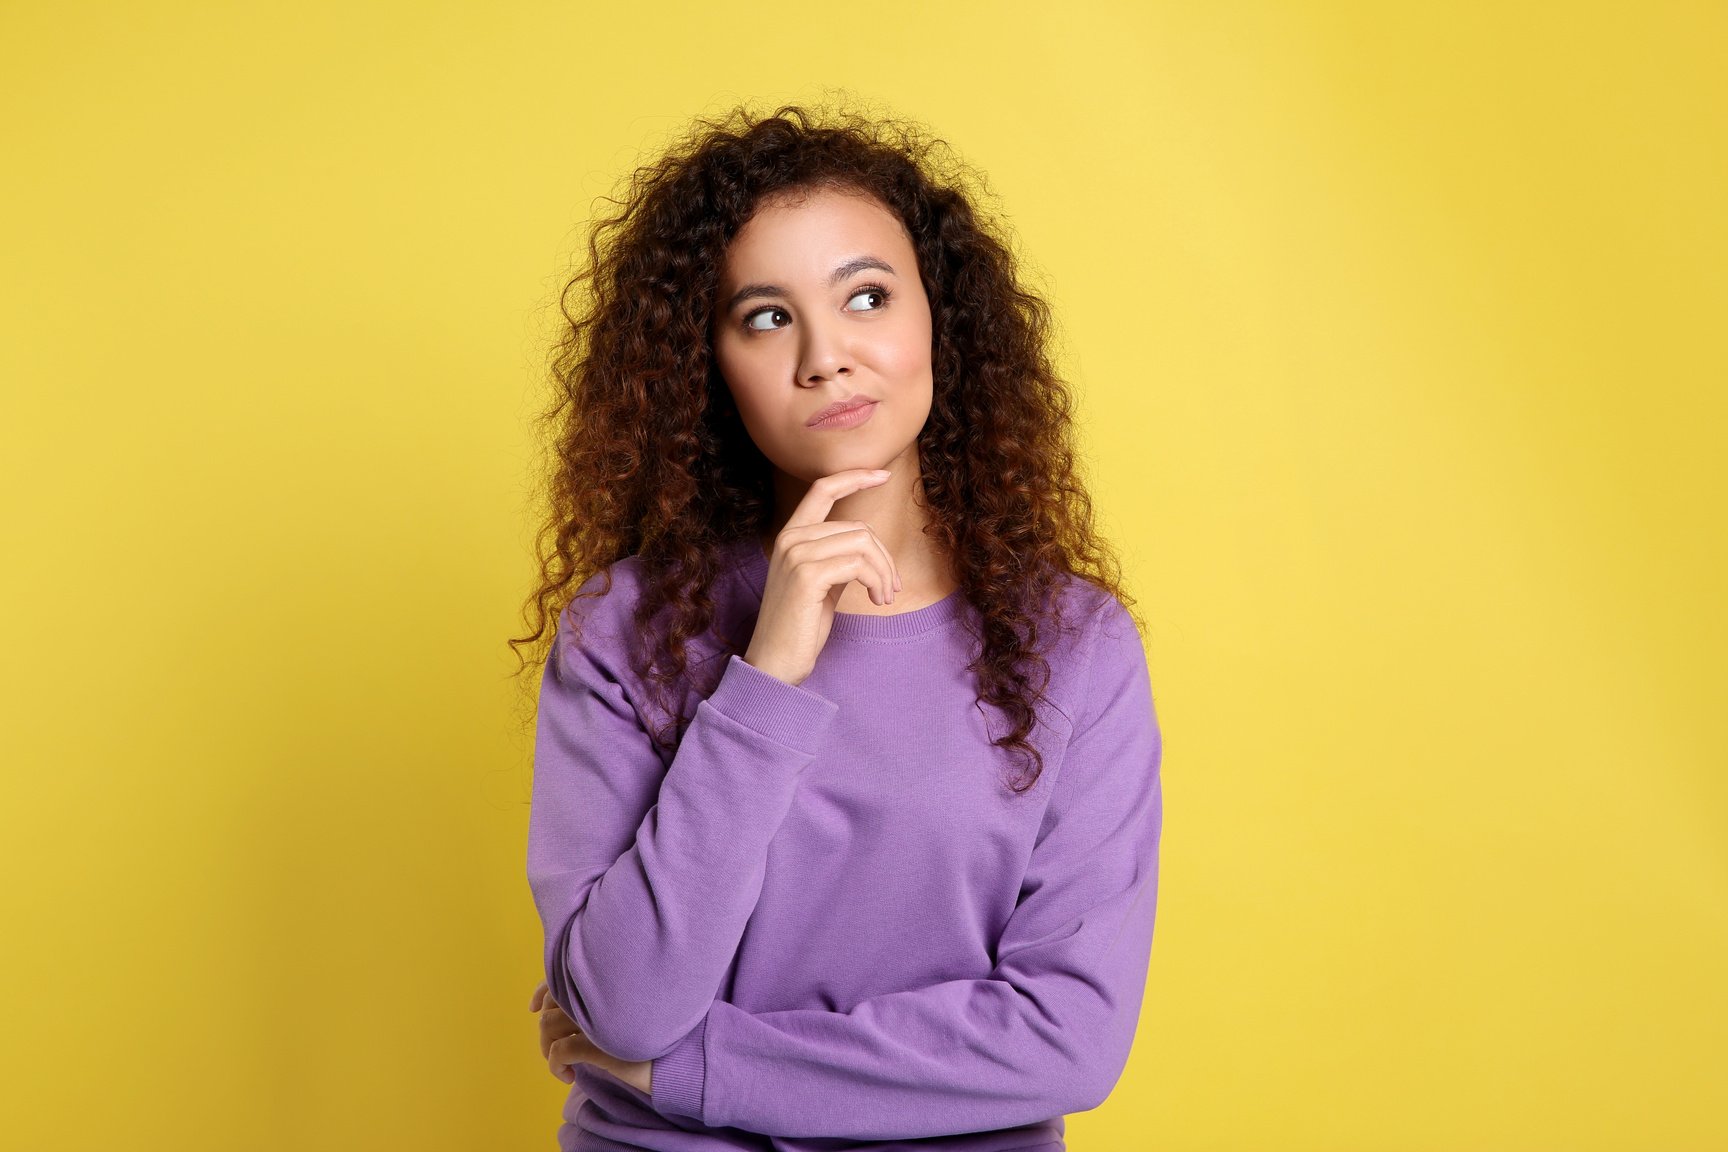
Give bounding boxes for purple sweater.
[527,536,1164,1150]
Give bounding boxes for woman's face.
[711,185,934,484]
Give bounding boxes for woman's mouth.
[807,400,878,429]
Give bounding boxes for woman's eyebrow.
[722,256,898,313]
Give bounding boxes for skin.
[531,183,960,1089]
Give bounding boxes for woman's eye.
[744,307,789,332]
[846,285,891,312]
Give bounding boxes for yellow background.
[3,2,1723,1149]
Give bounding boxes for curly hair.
[510,99,1140,794]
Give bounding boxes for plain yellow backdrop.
[3,1,1723,1149]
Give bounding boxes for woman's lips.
[807,400,878,429]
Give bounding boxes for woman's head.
[712,183,932,491]
[516,101,1135,791]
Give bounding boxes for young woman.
[515,103,1164,1151]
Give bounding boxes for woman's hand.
[746,468,902,687]
[529,980,653,1095]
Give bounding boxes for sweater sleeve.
[649,596,1164,1138]
[527,590,840,1063]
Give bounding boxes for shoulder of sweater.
[559,553,651,640]
[1051,571,1129,649]
[1012,574,1127,733]
[1054,575,1139,685]
[557,551,750,672]
[1069,581,1151,735]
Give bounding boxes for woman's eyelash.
[742,284,892,331]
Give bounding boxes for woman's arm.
[650,599,1164,1139]
[528,588,839,1064]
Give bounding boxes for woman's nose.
[797,314,853,383]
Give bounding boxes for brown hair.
[511,99,1140,792]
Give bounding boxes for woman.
[515,102,1164,1150]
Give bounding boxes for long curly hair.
[510,99,1139,793]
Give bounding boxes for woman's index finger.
[783,469,891,533]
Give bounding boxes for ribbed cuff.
[704,654,837,754]
[650,1013,708,1121]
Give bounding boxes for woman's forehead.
[721,189,911,274]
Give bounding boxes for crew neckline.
[729,536,968,641]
